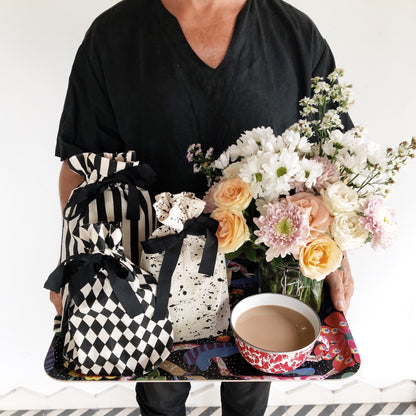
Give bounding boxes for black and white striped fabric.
[46,223,174,377]
[61,151,156,266]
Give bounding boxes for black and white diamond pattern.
[62,224,174,377]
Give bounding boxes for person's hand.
[326,252,354,314]
[50,291,63,316]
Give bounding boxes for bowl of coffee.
[230,293,321,374]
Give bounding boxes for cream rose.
[223,162,245,179]
[287,192,332,238]
[298,235,343,281]
[211,208,250,253]
[320,181,360,214]
[330,212,369,250]
[213,178,252,211]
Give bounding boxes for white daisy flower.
[215,151,231,170]
[261,150,301,198]
[239,155,266,198]
[297,158,323,189]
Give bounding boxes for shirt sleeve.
[55,33,124,160]
[312,39,354,131]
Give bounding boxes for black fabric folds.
[44,253,146,318]
[64,163,156,221]
[141,215,219,320]
[55,0,350,197]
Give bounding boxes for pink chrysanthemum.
[359,195,396,249]
[313,156,340,191]
[253,201,310,261]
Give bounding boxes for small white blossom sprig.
[318,128,416,197]
[299,68,354,144]
[186,143,221,186]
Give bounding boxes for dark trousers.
[135,381,271,416]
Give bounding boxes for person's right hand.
[50,291,63,316]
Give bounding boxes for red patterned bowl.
[230,293,321,374]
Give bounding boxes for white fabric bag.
[140,192,230,342]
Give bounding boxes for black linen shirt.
[56,0,345,197]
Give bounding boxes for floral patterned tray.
[44,266,360,381]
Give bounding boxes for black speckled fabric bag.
[140,192,230,342]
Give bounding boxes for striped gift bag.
[61,151,156,265]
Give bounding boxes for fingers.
[340,253,354,313]
[326,269,346,313]
[49,291,63,316]
[326,252,355,314]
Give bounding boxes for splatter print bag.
[140,192,230,342]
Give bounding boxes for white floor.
[0,380,415,410]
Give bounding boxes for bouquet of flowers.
[187,69,415,311]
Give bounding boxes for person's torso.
[87,0,325,196]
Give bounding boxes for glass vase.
[259,259,324,313]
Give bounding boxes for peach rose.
[211,208,250,253]
[298,235,342,281]
[213,178,252,211]
[287,192,332,239]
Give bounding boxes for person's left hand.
[326,252,354,314]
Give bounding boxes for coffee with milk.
[234,305,316,352]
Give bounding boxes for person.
[50,0,354,414]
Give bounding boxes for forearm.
[50,161,84,315]
[59,160,83,212]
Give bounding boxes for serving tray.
[44,266,360,381]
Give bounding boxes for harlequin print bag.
[61,151,156,265]
[140,192,231,342]
[44,223,174,377]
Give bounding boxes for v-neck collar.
[156,0,253,73]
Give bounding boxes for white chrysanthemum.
[330,212,369,250]
[228,127,278,161]
[261,149,301,199]
[215,151,230,170]
[366,140,387,167]
[296,158,323,189]
[279,129,313,154]
[321,130,342,156]
[239,155,266,198]
[322,129,362,158]
[335,149,366,174]
[228,139,258,162]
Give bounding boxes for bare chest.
[179,19,236,68]
[161,1,246,69]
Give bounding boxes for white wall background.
[0,0,415,408]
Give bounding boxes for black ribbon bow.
[64,163,157,222]
[141,215,219,321]
[44,253,146,319]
